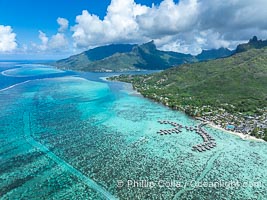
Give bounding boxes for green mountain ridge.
[113,46,267,112]
[55,41,232,72]
[196,47,234,61]
[54,44,136,71]
[55,37,267,72]
[109,44,267,140]
[236,36,267,53]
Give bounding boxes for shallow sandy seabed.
[0,64,266,200]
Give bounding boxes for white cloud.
[71,0,267,54]
[49,33,68,50]
[153,0,267,53]
[34,20,69,52]
[38,31,49,51]
[137,0,199,37]
[0,25,17,52]
[3,0,267,57]
[72,0,148,48]
[57,17,69,32]
[155,35,203,55]
[35,31,68,51]
[71,0,199,50]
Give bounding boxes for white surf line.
[1,69,16,77]
[0,80,31,92]
[0,76,84,93]
[23,112,117,200]
[99,77,109,81]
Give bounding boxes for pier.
[192,122,216,152]
[157,120,216,152]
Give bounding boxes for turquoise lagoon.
[0,62,266,200]
[1,64,64,77]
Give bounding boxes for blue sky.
[0,0,266,60]
[0,0,164,35]
[0,0,109,45]
[0,0,167,59]
[0,0,163,44]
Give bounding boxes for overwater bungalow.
[205,146,211,150]
[157,120,216,152]
[201,147,207,151]
[197,147,203,152]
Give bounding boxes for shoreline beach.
[206,121,265,142]
[109,78,266,143]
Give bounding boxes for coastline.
[205,121,265,142]
[109,77,266,143]
[105,77,143,96]
[99,76,109,82]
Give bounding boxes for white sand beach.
[207,122,265,142]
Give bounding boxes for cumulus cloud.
[0,25,17,52]
[34,18,69,51]
[72,0,148,48]
[3,0,267,56]
[200,0,267,31]
[153,0,267,52]
[35,31,68,51]
[49,33,68,49]
[38,31,49,51]
[57,17,69,32]
[71,0,200,50]
[137,0,199,37]
[71,0,267,54]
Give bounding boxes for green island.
[109,40,267,141]
[54,41,233,72]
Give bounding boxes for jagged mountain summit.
[56,37,267,72]
[55,41,197,72]
[236,36,267,53]
[196,47,234,61]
